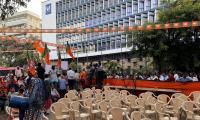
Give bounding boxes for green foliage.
[0,39,34,67]
[0,0,31,20]
[103,61,121,75]
[128,0,200,72]
[69,61,81,71]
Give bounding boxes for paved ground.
[0,110,8,120]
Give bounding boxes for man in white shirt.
[15,66,23,80]
[174,73,179,81]
[67,68,75,90]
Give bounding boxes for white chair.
[70,101,91,120]
[103,86,110,91]
[181,101,200,120]
[157,94,170,104]
[188,91,200,103]
[155,102,178,120]
[83,98,100,120]
[50,102,70,120]
[58,98,72,109]
[98,100,109,120]
[126,111,151,120]
[106,107,125,120]
[42,113,49,120]
[65,91,79,101]
[171,93,190,101]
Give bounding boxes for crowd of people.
[107,72,200,82]
[0,63,106,119]
[0,63,200,119]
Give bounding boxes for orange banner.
[103,79,200,95]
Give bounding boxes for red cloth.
[44,97,52,110]
[104,79,200,95]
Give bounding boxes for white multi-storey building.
[43,0,168,70]
[0,10,42,39]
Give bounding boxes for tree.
[0,0,31,20]
[103,61,121,75]
[128,0,200,72]
[0,38,35,67]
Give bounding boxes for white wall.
[42,0,57,45]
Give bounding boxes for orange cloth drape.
[103,79,200,95]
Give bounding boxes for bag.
[9,95,29,109]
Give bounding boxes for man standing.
[24,70,46,120]
[49,66,58,86]
[80,68,88,89]
[15,66,23,80]
[67,68,75,90]
[96,66,106,89]
[36,63,45,80]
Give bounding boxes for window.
[127,6,132,15]
[121,7,126,17]
[116,39,121,48]
[111,40,115,49]
[102,41,106,51]
[139,2,144,12]
[97,41,101,51]
[146,0,151,10]
[153,0,158,8]
[133,5,138,14]
[106,41,110,50]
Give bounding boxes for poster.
[61,61,68,70]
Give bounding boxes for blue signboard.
[46,4,51,15]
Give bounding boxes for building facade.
[0,10,42,39]
[44,0,169,71]
[42,0,58,45]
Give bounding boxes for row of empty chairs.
[50,86,200,120]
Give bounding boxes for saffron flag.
[27,51,36,76]
[66,42,75,60]
[41,43,51,65]
[34,40,45,54]
[57,47,61,68]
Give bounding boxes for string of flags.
[0,21,199,47]
[0,21,199,33]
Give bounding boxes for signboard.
[46,3,51,15]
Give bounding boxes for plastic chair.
[98,100,109,120]
[106,107,125,120]
[58,98,72,109]
[181,101,200,120]
[70,101,90,120]
[50,102,70,120]
[157,94,170,104]
[126,111,151,120]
